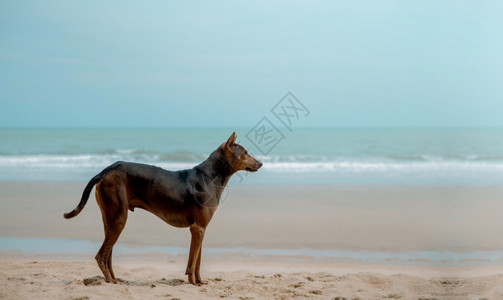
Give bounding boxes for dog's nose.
[257,161,263,169]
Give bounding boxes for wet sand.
[1,181,503,251]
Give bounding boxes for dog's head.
[221,132,262,172]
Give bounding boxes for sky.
[0,0,502,128]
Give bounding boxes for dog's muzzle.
[246,161,263,172]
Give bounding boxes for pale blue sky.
[1,1,502,128]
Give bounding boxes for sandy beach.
[2,181,503,299]
[2,259,503,299]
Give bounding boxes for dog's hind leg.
[95,181,128,283]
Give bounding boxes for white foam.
[1,154,503,174]
[260,160,503,174]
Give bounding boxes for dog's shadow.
[83,276,186,287]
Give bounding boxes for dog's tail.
[63,173,102,219]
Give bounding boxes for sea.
[0,127,502,185]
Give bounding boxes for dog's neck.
[195,148,235,188]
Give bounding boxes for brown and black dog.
[64,132,262,285]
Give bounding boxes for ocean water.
[0,127,502,184]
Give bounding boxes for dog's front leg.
[186,225,205,285]
[195,246,206,284]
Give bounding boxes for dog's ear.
[225,132,236,149]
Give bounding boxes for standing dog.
[64,132,262,285]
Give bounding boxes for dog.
[64,132,262,285]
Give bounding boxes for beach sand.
[2,259,503,299]
[1,181,503,299]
